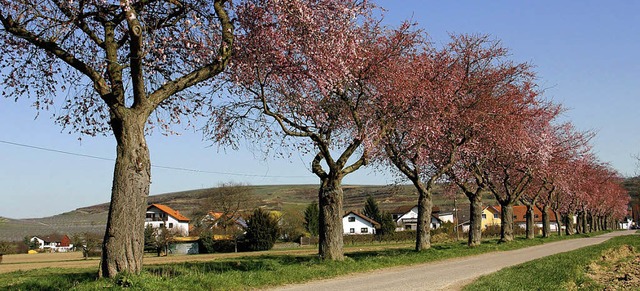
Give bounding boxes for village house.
[391,205,444,231]
[145,204,190,236]
[459,206,501,232]
[30,234,73,252]
[343,211,380,235]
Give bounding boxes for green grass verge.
[463,233,640,290]
[0,232,610,290]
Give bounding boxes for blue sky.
[1,1,638,219]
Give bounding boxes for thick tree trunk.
[525,204,535,239]
[499,204,514,242]
[318,177,344,261]
[414,181,432,251]
[541,204,551,238]
[99,115,150,278]
[468,194,483,247]
[564,214,574,235]
[582,212,589,233]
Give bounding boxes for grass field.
[0,231,611,290]
[463,234,640,290]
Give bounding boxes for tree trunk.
[525,204,535,239]
[554,211,563,236]
[318,177,344,261]
[414,181,432,251]
[499,204,514,242]
[582,212,589,233]
[99,115,150,278]
[564,215,574,235]
[575,212,582,234]
[541,205,551,238]
[468,194,483,247]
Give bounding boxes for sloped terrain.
[0,184,465,242]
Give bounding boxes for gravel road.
[274,230,638,291]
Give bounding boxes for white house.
[343,211,380,235]
[392,205,443,231]
[30,234,73,252]
[145,204,190,236]
[619,217,634,230]
[437,212,454,224]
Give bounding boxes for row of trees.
[216,0,630,258]
[1,0,629,277]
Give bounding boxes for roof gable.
[148,204,190,222]
[344,211,380,227]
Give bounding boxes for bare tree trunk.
[414,181,432,251]
[582,212,589,233]
[541,204,551,238]
[525,204,535,239]
[468,194,483,247]
[318,177,344,261]
[499,204,514,242]
[100,115,150,278]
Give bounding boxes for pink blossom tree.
[1,0,234,277]
[219,0,419,260]
[442,35,542,246]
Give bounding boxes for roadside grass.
[463,233,640,290]
[0,231,610,290]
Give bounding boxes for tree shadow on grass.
[0,269,96,290]
[145,254,317,278]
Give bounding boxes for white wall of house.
[343,213,376,235]
[438,212,454,223]
[395,206,442,231]
[145,208,189,236]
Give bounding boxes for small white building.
[30,234,73,252]
[343,211,379,235]
[437,212,454,224]
[145,204,190,236]
[393,206,443,231]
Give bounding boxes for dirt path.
[274,230,638,291]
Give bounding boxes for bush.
[244,208,279,251]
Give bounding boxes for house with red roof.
[30,234,73,252]
[343,211,380,235]
[145,204,190,236]
[494,205,560,232]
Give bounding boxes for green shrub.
[244,208,279,251]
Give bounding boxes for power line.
[0,139,311,179]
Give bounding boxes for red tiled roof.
[494,205,557,223]
[148,204,190,222]
[344,211,380,227]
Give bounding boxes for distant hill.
[3,184,466,242]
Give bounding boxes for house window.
[535,214,539,219]
[482,214,487,219]
[169,223,174,228]
[494,213,499,219]
[160,223,164,228]
[350,228,355,233]
[513,215,517,219]
[406,225,412,230]
[348,217,355,222]
[361,228,368,233]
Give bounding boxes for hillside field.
[0,184,469,242]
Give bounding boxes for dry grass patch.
[584,244,640,290]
